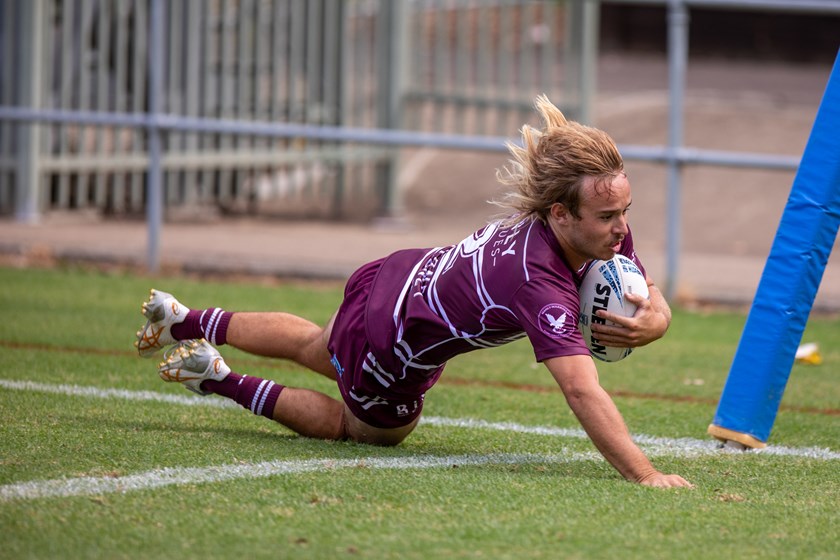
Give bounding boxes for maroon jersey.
[363,218,645,396]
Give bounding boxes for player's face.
[549,173,632,269]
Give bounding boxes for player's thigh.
[303,311,338,380]
[343,404,420,446]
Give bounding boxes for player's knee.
[343,407,417,446]
[349,432,405,447]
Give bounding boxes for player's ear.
[549,202,571,224]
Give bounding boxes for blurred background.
[0,0,838,307]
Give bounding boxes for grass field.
[1,265,838,559]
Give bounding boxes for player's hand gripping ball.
[578,255,650,362]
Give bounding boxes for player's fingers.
[640,474,695,489]
[590,322,647,348]
[624,291,649,306]
[663,476,695,488]
[589,327,636,348]
[593,309,632,328]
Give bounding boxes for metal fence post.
[375,0,407,219]
[665,0,689,302]
[579,0,600,125]
[146,0,165,273]
[564,0,598,124]
[15,0,44,224]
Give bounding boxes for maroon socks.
[171,308,234,346]
[203,374,284,420]
[172,307,283,419]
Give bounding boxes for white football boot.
[158,339,231,396]
[135,289,190,358]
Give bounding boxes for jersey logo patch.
[538,303,574,338]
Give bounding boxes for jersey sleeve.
[510,278,591,363]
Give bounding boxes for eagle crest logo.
[538,303,574,339]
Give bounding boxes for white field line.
[1,379,838,502]
[1,452,603,502]
[0,379,239,409]
[420,416,840,460]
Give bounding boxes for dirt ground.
[398,54,837,265]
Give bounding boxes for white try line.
[2,378,837,462]
[0,452,605,502]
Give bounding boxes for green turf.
[0,266,837,559]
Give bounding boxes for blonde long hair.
[493,95,624,224]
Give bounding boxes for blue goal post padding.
[709,49,840,446]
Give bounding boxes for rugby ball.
[578,255,649,362]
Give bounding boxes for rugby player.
[135,95,693,488]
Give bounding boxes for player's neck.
[561,245,588,271]
[547,219,587,271]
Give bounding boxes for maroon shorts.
[327,258,427,429]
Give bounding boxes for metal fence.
[1,0,390,221]
[0,0,593,223]
[2,0,839,294]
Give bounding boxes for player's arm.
[545,354,693,488]
[589,276,670,348]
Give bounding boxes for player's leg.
[158,339,417,444]
[135,288,335,379]
[219,321,421,443]
[224,311,336,379]
[271,390,420,445]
